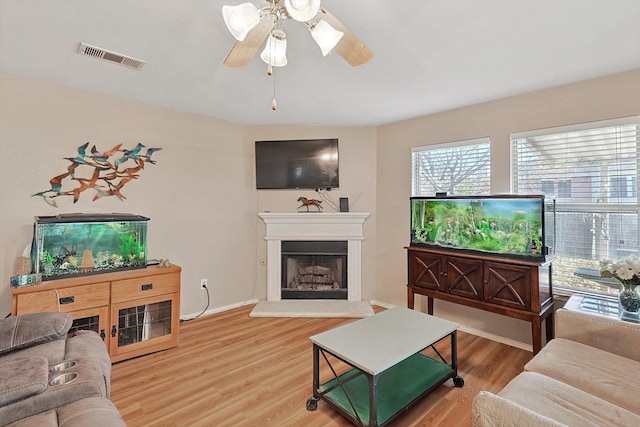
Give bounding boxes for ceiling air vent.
[78,43,146,71]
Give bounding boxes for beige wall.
[0,74,378,317]
[0,74,256,317]
[376,68,640,346]
[2,69,639,349]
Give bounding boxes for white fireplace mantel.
[259,212,369,301]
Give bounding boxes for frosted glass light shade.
[222,3,260,41]
[260,30,287,67]
[311,20,344,56]
[284,0,320,22]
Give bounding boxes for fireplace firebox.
[281,241,348,300]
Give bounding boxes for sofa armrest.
[64,331,112,396]
[555,308,640,362]
[0,312,72,356]
[472,391,566,427]
[0,356,49,407]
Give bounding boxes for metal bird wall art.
[33,142,162,207]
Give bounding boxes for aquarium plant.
[41,250,55,275]
[119,234,144,264]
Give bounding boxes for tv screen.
[255,139,339,190]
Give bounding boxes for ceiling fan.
[221,0,374,69]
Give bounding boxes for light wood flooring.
[110,304,532,426]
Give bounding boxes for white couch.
[472,308,640,426]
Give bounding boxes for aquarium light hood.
[36,213,149,224]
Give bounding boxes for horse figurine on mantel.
[297,197,323,212]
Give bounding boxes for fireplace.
[259,212,369,302]
[281,241,348,300]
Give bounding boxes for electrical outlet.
[200,278,207,289]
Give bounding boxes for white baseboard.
[181,299,259,321]
[457,325,532,352]
[369,299,395,309]
[370,300,531,352]
[181,298,533,352]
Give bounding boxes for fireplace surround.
[259,212,369,302]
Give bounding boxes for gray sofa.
[472,308,640,426]
[0,311,125,426]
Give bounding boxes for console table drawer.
[111,272,180,303]
[15,282,110,315]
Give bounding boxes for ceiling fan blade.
[223,18,275,67]
[320,7,373,67]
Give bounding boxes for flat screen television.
[255,139,339,190]
[410,194,556,262]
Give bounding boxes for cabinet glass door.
[68,306,110,348]
[110,292,179,360]
[117,300,172,346]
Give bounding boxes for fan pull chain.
[271,73,277,110]
[265,29,277,110]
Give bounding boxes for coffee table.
[306,306,463,426]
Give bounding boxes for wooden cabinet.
[407,247,554,354]
[409,251,483,300]
[12,264,181,362]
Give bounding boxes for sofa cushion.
[5,397,126,427]
[525,338,640,415]
[497,371,640,426]
[0,358,108,426]
[472,391,567,427]
[0,340,67,366]
[0,357,48,407]
[63,331,111,396]
[57,397,125,427]
[0,313,72,356]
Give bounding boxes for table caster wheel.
[453,376,464,387]
[306,397,318,411]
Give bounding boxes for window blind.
[411,137,491,196]
[511,116,640,294]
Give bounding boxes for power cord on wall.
[315,189,339,211]
[180,284,210,323]
[315,188,365,212]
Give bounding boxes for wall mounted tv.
[255,138,339,190]
[410,194,556,262]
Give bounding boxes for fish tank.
[31,213,149,280]
[410,195,555,262]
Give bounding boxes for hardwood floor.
[110,304,532,427]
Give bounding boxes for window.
[411,137,491,196]
[511,116,640,295]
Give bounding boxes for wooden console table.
[406,246,554,354]
[12,264,181,362]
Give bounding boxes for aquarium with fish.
[410,195,555,262]
[32,213,149,280]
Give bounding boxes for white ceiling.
[1,0,639,127]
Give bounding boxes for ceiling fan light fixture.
[222,2,260,41]
[310,20,344,56]
[284,0,321,22]
[260,29,288,67]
